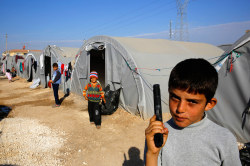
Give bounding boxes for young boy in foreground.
[145,59,241,166]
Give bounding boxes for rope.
[135,67,173,71]
[125,59,169,106]
[134,55,223,72]
[139,72,169,77]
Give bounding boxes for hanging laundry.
[61,64,64,74]
[15,56,18,63]
[57,61,62,73]
[20,62,23,72]
[22,61,25,71]
[15,55,24,64]
[229,53,233,72]
[68,62,72,71]
[64,64,68,76]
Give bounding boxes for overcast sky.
[0,0,250,54]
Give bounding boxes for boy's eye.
[170,95,180,101]
[188,100,198,104]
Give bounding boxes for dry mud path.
[0,76,171,166]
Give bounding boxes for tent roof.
[59,47,79,58]
[224,32,250,55]
[45,46,78,64]
[113,37,223,58]
[112,36,223,68]
[26,51,42,61]
[218,44,232,51]
[111,36,224,102]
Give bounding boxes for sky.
[0,0,250,55]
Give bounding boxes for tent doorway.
[27,58,34,82]
[45,56,51,86]
[27,66,33,82]
[90,49,105,87]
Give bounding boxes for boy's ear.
[205,98,217,111]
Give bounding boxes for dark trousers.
[88,101,101,126]
[52,84,60,105]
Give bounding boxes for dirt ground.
[0,76,171,166]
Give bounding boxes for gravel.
[0,117,65,166]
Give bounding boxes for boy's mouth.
[174,115,187,122]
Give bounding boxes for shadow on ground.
[123,147,144,166]
[0,105,12,121]
[59,93,70,104]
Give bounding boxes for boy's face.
[169,88,217,128]
[53,66,58,71]
[90,77,97,83]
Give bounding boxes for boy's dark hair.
[168,58,218,102]
[53,63,58,68]
[7,69,10,72]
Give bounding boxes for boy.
[145,59,241,166]
[49,63,61,107]
[83,71,106,129]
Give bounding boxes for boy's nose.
[176,101,186,113]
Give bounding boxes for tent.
[40,45,78,94]
[71,36,224,119]
[24,51,42,82]
[207,32,250,143]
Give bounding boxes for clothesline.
[134,55,222,72]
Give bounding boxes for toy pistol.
[153,84,163,148]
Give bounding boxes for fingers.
[161,127,169,147]
[150,115,156,123]
[146,120,166,138]
[147,122,165,132]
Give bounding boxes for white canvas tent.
[207,32,250,143]
[71,36,223,119]
[40,45,78,94]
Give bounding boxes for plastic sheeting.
[100,84,121,115]
[30,78,40,89]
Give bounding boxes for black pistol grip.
[153,84,163,148]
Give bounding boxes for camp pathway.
[0,76,151,166]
